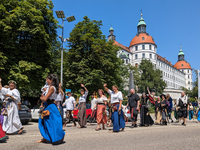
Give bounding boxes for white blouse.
[0,87,21,103]
[45,86,57,100]
[55,92,64,102]
[108,89,123,104]
[65,96,76,110]
[79,91,88,103]
[96,96,108,104]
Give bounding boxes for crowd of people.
[0,74,200,144]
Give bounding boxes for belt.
[47,99,55,104]
[112,102,119,106]
[98,103,105,105]
[80,102,86,104]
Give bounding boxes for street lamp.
[55,11,76,86]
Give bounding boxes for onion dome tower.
[174,46,192,90]
[129,13,157,67]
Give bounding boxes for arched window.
[188,75,190,79]
[188,81,190,84]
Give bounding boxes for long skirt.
[78,102,86,127]
[38,102,65,144]
[189,110,194,120]
[140,105,154,126]
[111,104,125,132]
[174,110,179,120]
[3,101,23,133]
[197,110,200,121]
[155,111,162,124]
[96,104,107,124]
[0,123,6,141]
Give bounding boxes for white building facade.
[108,14,192,99]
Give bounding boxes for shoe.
[171,120,174,123]
[182,122,184,125]
[165,121,167,125]
[134,124,138,128]
[130,124,135,128]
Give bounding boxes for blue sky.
[52,0,200,77]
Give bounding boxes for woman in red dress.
[0,122,6,141]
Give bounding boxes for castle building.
[108,13,192,99]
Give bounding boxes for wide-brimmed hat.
[160,94,166,99]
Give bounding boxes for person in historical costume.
[76,84,88,128]
[166,94,174,123]
[104,84,125,132]
[125,89,140,128]
[37,74,65,144]
[188,103,194,121]
[93,89,108,131]
[160,94,169,125]
[55,83,64,118]
[0,78,23,134]
[147,87,157,119]
[0,102,6,125]
[88,94,97,125]
[0,122,6,141]
[140,93,154,127]
[173,100,179,122]
[62,92,77,127]
[176,92,189,126]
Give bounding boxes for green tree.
[137,59,166,94]
[63,16,125,94]
[0,0,58,97]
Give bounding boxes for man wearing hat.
[62,92,77,127]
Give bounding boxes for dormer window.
[142,37,145,40]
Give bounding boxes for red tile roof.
[113,41,130,53]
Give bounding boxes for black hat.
[160,94,166,99]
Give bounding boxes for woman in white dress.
[104,84,125,132]
[0,78,23,134]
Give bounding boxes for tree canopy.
[0,0,59,97]
[136,59,166,94]
[63,16,127,94]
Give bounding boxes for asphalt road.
[1,119,200,150]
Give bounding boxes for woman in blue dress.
[37,74,65,144]
[104,83,125,132]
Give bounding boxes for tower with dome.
[107,13,192,99]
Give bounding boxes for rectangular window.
[149,54,152,59]
[149,45,151,50]
[142,45,145,50]
[135,54,138,59]
[135,46,138,51]
[142,53,145,58]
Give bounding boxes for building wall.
[181,69,193,90]
[130,43,157,67]
[156,60,185,90]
